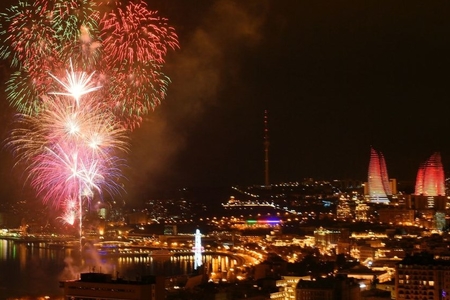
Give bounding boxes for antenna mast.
[264,110,270,187]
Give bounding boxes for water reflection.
[113,253,238,279]
[0,239,239,298]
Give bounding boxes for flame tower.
[367,147,392,203]
[414,152,445,196]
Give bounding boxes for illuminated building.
[314,227,349,253]
[396,253,450,300]
[271,276,307,300]
[413,152,447,209]
[366,147,393,203]
[336,195,352,220]
[414,152,445,196]
[412,152,447,212]
[351,231,387,239]
[378,208,414,225]
[435,212,446,231]
[60,272,165,300]
[337,265,391,284]
[229,218,282,230]
[355,203,369,221]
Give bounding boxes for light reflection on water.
[0,239,237,299]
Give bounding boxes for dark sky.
[1,0,450,205]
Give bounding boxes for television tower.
[263,110,270,187]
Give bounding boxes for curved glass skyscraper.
[367,147,392,203]
[414,152,445,196]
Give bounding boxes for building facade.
[414,152,445,197]
[296,275,361,300]
[59,272,165,300]
[378,208,415,225]
[396,253,450,300]
[271,275,306,300]
[366,147,393,204]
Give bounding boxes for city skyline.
[1,0,450,207]
[1,1,449,299]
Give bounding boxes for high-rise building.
[366,147,392,203]
[411,152,447,212]
[396,252,450,300]
[414,152,445,196]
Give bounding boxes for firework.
[8,67,128,208]
[7,66,128,243]
[49,60,102,105]
[60,197,78,225]
[1,0,178,129]
[45,0,101,70]
[2,0,177,237]
[106,60,172,127]
[0,0,56,69]
[98,0,179,128]
[6,70,47,115]
[100,1,179,66]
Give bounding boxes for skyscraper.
[411,152,446,213]
[367,147,392,203]
[414,152,445,196]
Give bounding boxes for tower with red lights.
[414,152,445,196]
[412,152,446,212]
[367,147,392,203]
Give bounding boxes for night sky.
[1,0,450,206]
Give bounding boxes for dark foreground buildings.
[396,253,450,300]
[59,272,165,300]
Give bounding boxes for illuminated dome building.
[366,147,393,203]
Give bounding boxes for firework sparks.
[2,0,177,244]
[60,197,78,225]
[100,1,179,66]
[1,0,178,129]
[49,59,102,105]
[0,0,56,69]
[6,64,128,234]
